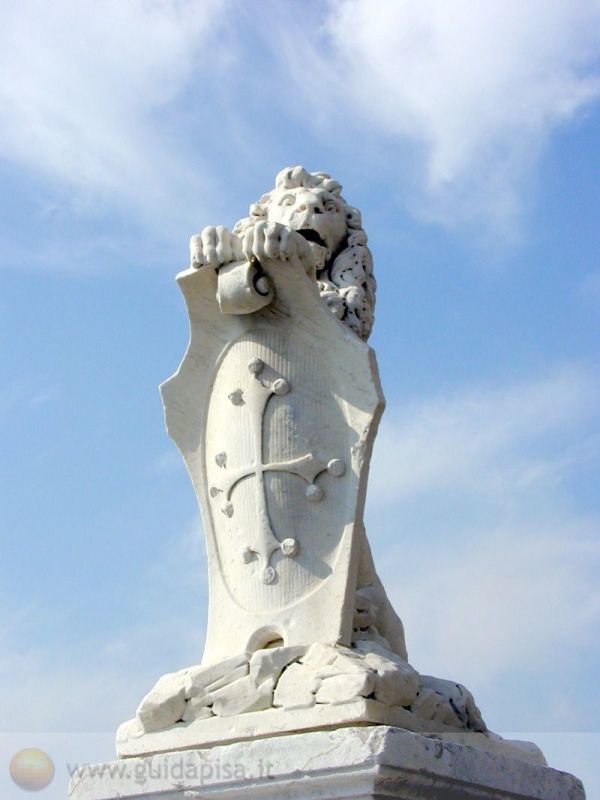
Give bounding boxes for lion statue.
[126,166,554,769]
[190,165,376,341]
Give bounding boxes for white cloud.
[0,0,229,222]
[369,364,599,502]
[384,519,600,688]
[283,0,600,232]
[2,1,598,241]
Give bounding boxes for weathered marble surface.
[71,726,586,800]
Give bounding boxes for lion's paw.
[241,221,315,273]
[190,225,243,269]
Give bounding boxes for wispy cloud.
[369,364,599,502]
[1,0,598,258]
[385,519,600,687]
[279,0,600,233]
[0,0,229,225]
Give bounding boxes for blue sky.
[1,0,599,796]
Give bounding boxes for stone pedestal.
[69,725,585,800]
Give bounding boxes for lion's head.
[234,166,376,341]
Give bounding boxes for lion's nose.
[297,203,322,215]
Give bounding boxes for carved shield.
[161,257,383,662]
[206,326,356,611]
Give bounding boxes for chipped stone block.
[412,683,485,732]
[204,663,249,694]
[273,662,318,710]
[184,653,248,698]
[315,670,375,704]
[412,687,446,720]
[211,675,275,717]
[249,645,307,684]
[136,672,187,732]
[316,651,369,678]
[300,642,338,670]
[353,637,404,663]
[181,696,214,724]
[417,675,486,732]
[372,662,420,708]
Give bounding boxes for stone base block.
[69,725,585,800]
[118,698,545,766]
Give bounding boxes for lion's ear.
[345,206,363,230]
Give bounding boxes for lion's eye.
[326,202,337,212]
[281,195,294,207]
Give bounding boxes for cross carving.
[210,357,345,585]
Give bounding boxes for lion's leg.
[355,523,408,661]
